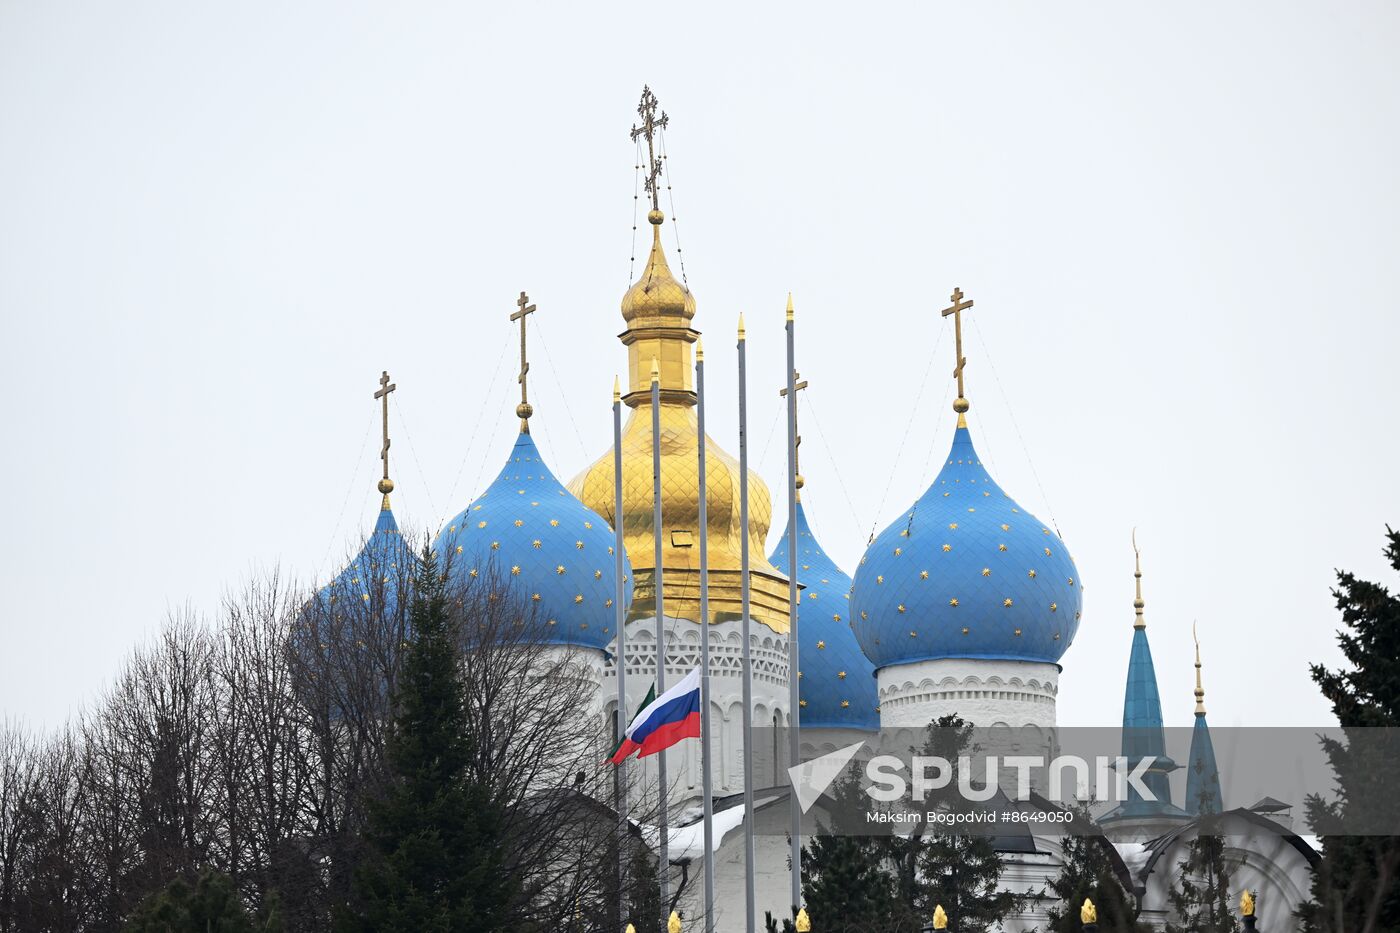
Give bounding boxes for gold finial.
[1240,890,1255,917]
[651,357,660,385]
[626,926,636,933]
[511,291,537,433]
[631,86,670,214]
[373,371,397,510]
[786,292,795,321]
[795,908,811,931]
[779,371,810,499]
[1132,528,1146,630]
[667,911,682,933]
[1194,621,1207,716]
[738,312,746,341]
[1081,898,1097,923]
[613,375,621,404]
[940,286,975,415]
[933,904,948,930]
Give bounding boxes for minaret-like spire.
[373,370,397,511]
[1193,621,1207,716]
[940,286,975,422]
[511,291,537,433]
[1132,528,1147,629]
[778,364,809,501]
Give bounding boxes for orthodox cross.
[779,371,810,491]
[630,85,669,211]
[373,370,396,496]
[511,290,536,431]
[940,286,975,413]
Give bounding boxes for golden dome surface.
[569,214,790,633]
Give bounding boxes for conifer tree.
[124,869,280,933]
[801,761,895,932]
[1298,527,1400,933]
[336,548,515,933]
[1042,804,1146,933]
[1164,810,1238,933]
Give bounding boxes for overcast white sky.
[2,2,1397,730]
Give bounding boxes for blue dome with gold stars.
[770,501,878,731]
[849,416,1083,669]
[435,431,631,652]
[319,504,417,618]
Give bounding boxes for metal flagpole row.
[650,359,671,920]
[784,295,803,912]
[695,340,717,933]
[612,376,629,931]
[737,315,757,933]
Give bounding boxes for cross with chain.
[940,286,975,414]
[511,290,536,431]
[630,85,669,212]
[780,371,810,493]
[373,370,396,496]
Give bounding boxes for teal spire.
[1102,536,1187,824]
[1185,625,1223,816]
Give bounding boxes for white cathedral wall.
[876,657,1060,730]
[599,615,792,808]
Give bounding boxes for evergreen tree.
[1164,811,1238,933]
[336,548,515,933]
[1298,527,1400,933]
[1042,805,1146,933]
[801,762,896,932]
[124,869,280,933]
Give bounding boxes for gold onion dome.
[569,210,790,633]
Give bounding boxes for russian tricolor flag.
[610,667,702,764]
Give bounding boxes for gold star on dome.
[574,594,583,603]
[1049,602,1058,612]
[981,568,992,577]
[816,640,826,649]
[841,700,850,708]
[1044,547,1052,557]
[510,566,521,575]
[998,544,1008,552]
[478,521,488,528]
[1068,577,1075,585]
[860,610,868,620]
[1004,598,1014,607]
[909,630,918,638]
[532,540,542,548]
[547,619,556,626]
[550,519,559,527]
[1014,628,1022,636]
[605,598,613,607]
[897,604,906,613]
[594,570,602,579]
[576,541,584,549]
[1001,524,1010,531]
[837,671,847,679]
[531,593,541,601]
[584,521,593,529]
[1028,569,1037,578]
[949,597,959,607]
[894,547,902,556]
[920,570,929,579]
[900,529,910,537]
[799,700,808,708]
[949,523,959,530]
[473,505,482,511]
[961,627,969,634]
[608,546,615,555]
[455,545,463,554]
[833,613,841,622]
[876,575,884,584]
[942,544,952,552]
[469,568,478,578]
[514,520,524,527]
[555,565,565,574]
[490,541,500,550]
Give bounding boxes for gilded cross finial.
[940,286,975,416]
[1193,621,1207,716]
[511,291,536,433]
[373,370,397,509]
[1132,528,1146,629]
[630,85,670,214]
[779,371,810,498]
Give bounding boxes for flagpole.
[695,339,716,933]
[737,315,757,933]
[612,375,629,926]
[784,295,802,912]
[650,358,670,917]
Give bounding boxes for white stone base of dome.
[598,615,792,806]
[876,657,1060,730]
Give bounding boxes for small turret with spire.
[1185,622,1224,816]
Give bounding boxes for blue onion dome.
[770,500,878,731]
[849,415,1083,669]
[435,431,632,652]
[316,474,417,622]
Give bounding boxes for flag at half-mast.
[611,667,702,764]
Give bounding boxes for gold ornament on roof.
[569,90,790,633]
[667,911,683,933]
[510,291,536,431]
[940,286,975,418]
[1132,528,1147,629]
[795,907,811,931]
[933,904,948,929]
[1241,890,1255,917]
[1194,620,1208,716]
[1081,897,1097,923]
[373,370,396,509]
